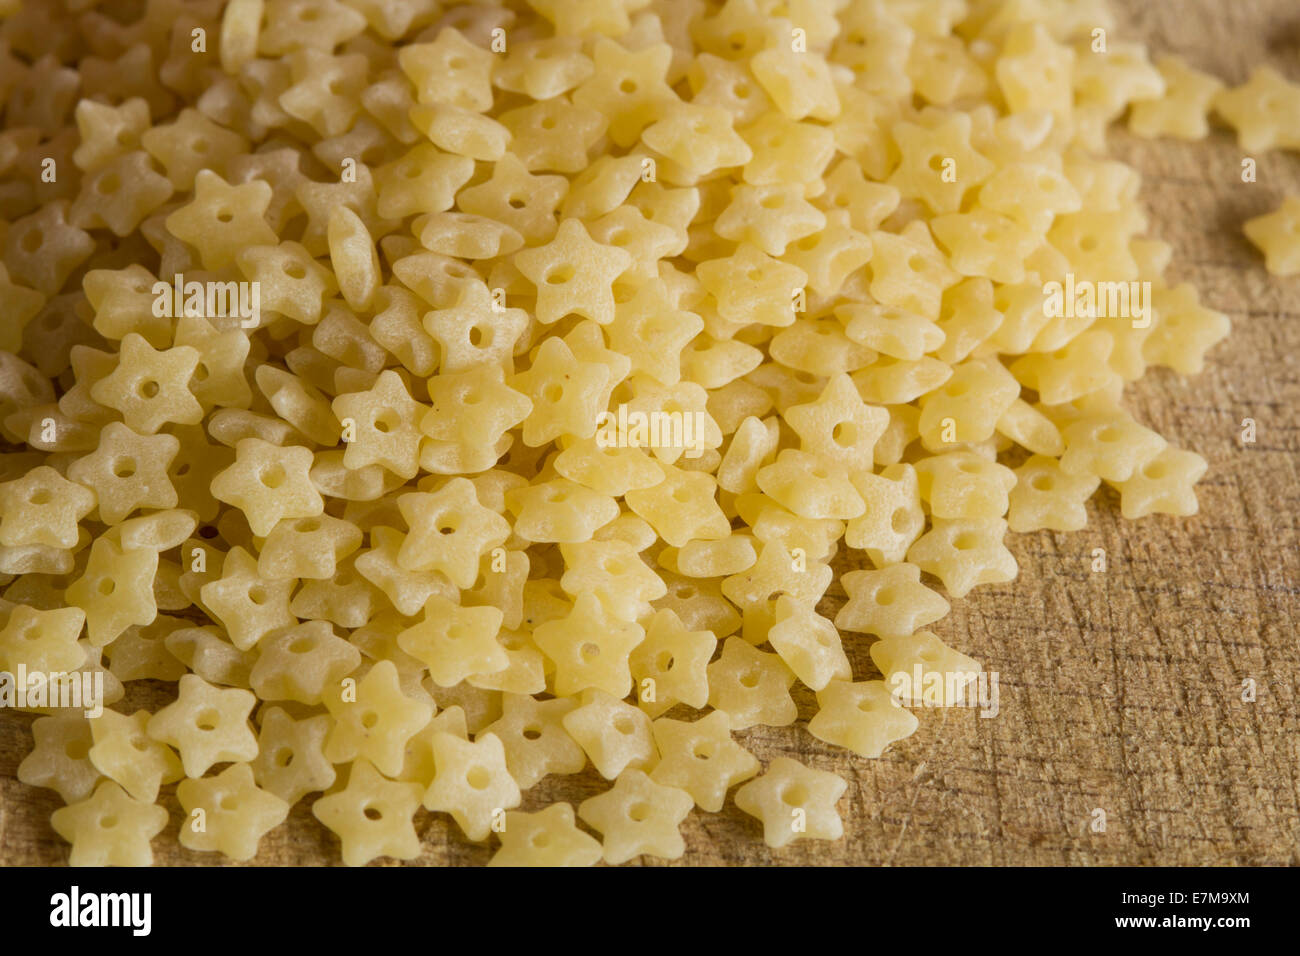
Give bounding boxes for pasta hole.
[953,532,979,550]
[580,642,600,660]
[363,805,383,821]
[259,464,286,488]
[97,578,115,596]
[112,457,137,478]
[137,379,160,398]
[522,726,542,741]
[738,667,760,688]
[613,716,635,735]
[627,801,651,821]
[196,709,220,731]
[466,766,491,790]
[360,710,379,729]
[274,748,293,768]
[781,784,808,807]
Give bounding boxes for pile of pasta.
[0,0,1292,866]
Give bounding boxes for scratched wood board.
[1,0,1298,866]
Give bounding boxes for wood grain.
[2,0,1298,866]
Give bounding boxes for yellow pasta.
[0,0,1246,870]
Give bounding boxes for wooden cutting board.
[2,0,1298,866]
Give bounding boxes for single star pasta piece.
[177,763,290,862]
[0,465,96,549]
[66,422,180,525]
[147,674,258,778]
[64,536,158,648]
[422,731,521,841]
[1243,196,1300,278]
[845,463,925,565]
[808,680,920,759]
[395,484,508,587]
[706,637,797,730]
[870,631,982,707]
[331,369,429,481]
[514,217,632,326]
[914,450,1018,521]
[734,757,848,849]
[50,780,169,867]
[250,707,336,806]
[534,591,645,698]
[1058,411,1167,482]
[323,659,433,778]
[87,708,183,803]
[1008,454,1100,533]
[17,714,101,804]
[312,759,425,867]
[578,768,694,865]
[835,563,950,638]
[649,710,759,813]
[1129,55,1224,140]
[0,604,86,675]
[1212,66,1300,153]
[163,169,278,270]
[628,608,716,717]
[198,546,297,652]
[210,438,324,537]
[249,620,362,705]
[766,595,851,692]
[906,517,1018,599]
[481,694,586,790]
[561,688,657,781]
[1109,447,1208,519]
[397,597,508,688]
[488,803,603,867]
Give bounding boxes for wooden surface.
[2,0,1299,866]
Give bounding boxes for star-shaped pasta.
[1244,196,1300,278]
[210,438,324,537]
[0,604,85,675]
[733,757,847,849]
[808,680,920,758]
[396,478,511,588]
[147,674,259,778]
[422,731,521,841]
[324,660,433,778]
[177,762,289,861]
[1110,447,1207,520]
[560,688,657,781]
[66,422,179,525]
[649,710,759,813]
[514,218,631,326]
[397,597,507,688]
[312,759,425,867]
[707,637,797,730]
[835,563,950,638]
[331,370,428,481]
[533,591,645,698]
[17,714,101,804]
[65,536,159,648]
[87,708,183,803]
[164,169,278,270]
[488,803,603,867]
[869,630,981,707]
[50,780,169,867]
[199,546,297,652]
[907,517,1018,598]
[250,706,336,806]
[628,608,717,717]
[578,769,694,864]
[250,620,362,705]
[766,595,851,692]
[481,694,586,789]
[1213,66,1300,153]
